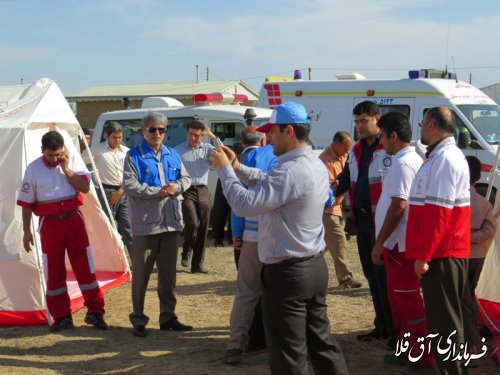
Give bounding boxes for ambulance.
[257,70,500,201]
[92,93,272,149]
[91,93,272,203]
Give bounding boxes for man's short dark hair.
[82,127,91,136]
[353,101,380,116]
[105,121,123,135]
[426,107,455,134]
[377,112,412,143]
[278,123,311,142]
[42,131,64,150]
[187,120,206,131]
[466,155,482,184]
[332,131,352,144]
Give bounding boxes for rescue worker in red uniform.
[17,131,107,332]
[406,107,471,374]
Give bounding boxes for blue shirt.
[219,146,329,264]
[175,141,215,185]
[230,144,278,241]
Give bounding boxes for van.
[257,70,499,201]
[91,93,272,201]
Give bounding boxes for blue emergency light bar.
[409,70,457,80]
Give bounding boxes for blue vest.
[128,140,182,187]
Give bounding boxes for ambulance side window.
[210,122,245,150]
[378,105,411,117]
[453,114,478,149]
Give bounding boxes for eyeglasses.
[147,127,166,134]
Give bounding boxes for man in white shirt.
[92,122,132,252]
[371,112,433,368]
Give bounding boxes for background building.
[67,80,258,129]
[481,83,500,104]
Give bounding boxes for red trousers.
[384,247,434,367]
[40,212,105,319]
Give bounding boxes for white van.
[91,94,272,200]
[257,70,499,201]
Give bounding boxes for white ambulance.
[91,93,272,202]
[257,70,500,200]
[93,93,272,149]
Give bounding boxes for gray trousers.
[228,241,263,350]
[322,213,353,283]
[129,231,179,328]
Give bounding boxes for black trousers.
[181,186,210,269]
[355,210,394,338]
[212,179,231,242]
[421,258,468,375]
[462,258,485,348]
[262,254,348,375]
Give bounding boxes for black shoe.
[356,329,386,342]
[191,265,209,274]
[214,239,225,248]
[160,318,193,331]
[50,315,74,332]
[133,325,147,337]
[181,255,189,268]
[386,336,397,350]
[84,313,108,330]
[383,353,408,367]
[224,348,242,364]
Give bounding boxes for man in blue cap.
[210,102,348,375]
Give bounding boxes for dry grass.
[0,237,497,374]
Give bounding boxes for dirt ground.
[0,236,497,375]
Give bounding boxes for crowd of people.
[17,100,499,375]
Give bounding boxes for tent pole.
[79,129,117,229]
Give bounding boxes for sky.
[2,0,500,96]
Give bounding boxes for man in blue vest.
[123,112,192,338]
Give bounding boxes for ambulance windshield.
[458,105,500,145]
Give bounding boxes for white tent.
[0,78,130,325]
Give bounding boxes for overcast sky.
[2,0,500,96]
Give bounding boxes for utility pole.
[206,66,210,81]
[469,73,472,84]
[196,65,199,83]
[308,67,312,80]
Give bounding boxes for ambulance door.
[352,97,415,140]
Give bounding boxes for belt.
[355,207,371,214]
[190,184,207,189]
[101,183,121,190]
[43,209,79,220]
[271,252,323,266]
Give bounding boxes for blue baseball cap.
[257,102,310,133]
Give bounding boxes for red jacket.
[406,137,470,261]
